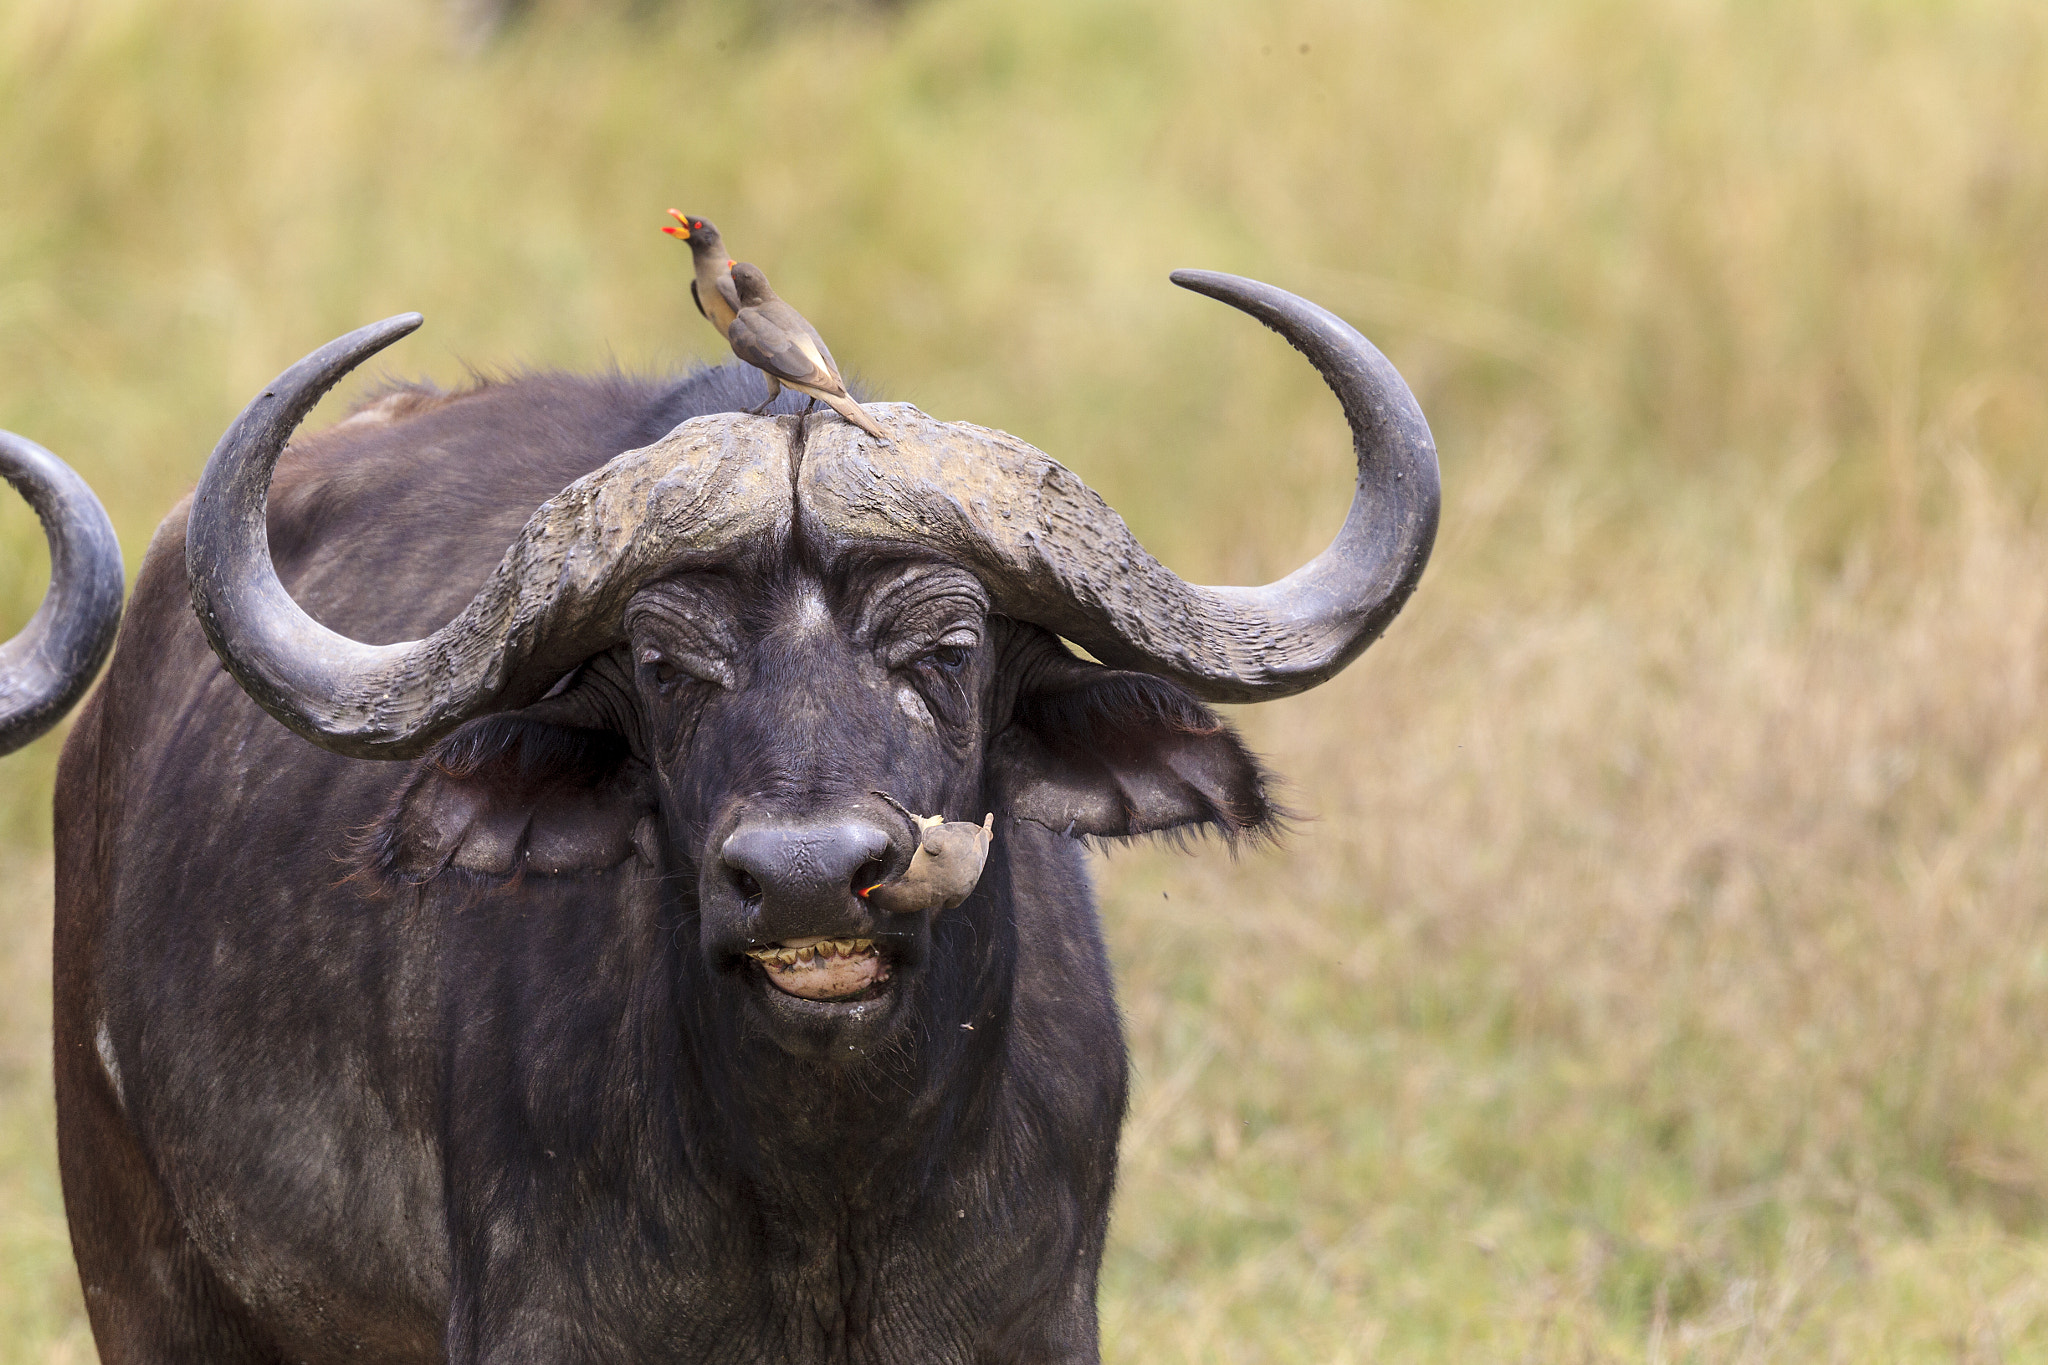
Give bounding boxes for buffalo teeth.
[746,937,876,969]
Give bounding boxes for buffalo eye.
[634,642,735,693]
[913,628,979,679]
[639,646,682,691]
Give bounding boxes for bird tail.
[824,393,888,441]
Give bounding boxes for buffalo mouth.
[745,936,892,1003]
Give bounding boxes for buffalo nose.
[720,820,893,918]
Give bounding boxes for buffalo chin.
[744,961,913,1060]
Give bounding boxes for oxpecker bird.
[662,210,738,339]
[861,806,996,914]
[721,261,888,440]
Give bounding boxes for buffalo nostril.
[733,869,764,905]
[851,857,889,896]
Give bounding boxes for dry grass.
[4,0,2048,1358]
[1100,449,2048,1360]
[0,858,91,1363]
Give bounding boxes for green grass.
[5,0,2048,1357]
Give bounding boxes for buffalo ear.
[990,638,1279,843]
[371,714,655,882]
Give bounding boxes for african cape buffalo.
[54,271,1439,1363]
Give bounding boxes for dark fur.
[55,362,1277,1364]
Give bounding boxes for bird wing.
[762,300,845,386]
[727,312,844,393]
[788,311,839,377]
[690,279,709,324]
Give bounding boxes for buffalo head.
[181,271,1438,1063]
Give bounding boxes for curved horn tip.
[0,431,126,756]
[1168,269,1362,342]
[320,312,426,375]
[1168,269,1277,308]
[293,312,426,385]
[1168,267,1241,294]
[233,313,428,440]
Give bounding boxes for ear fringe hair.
[1093,755,1298,855]
[1189,744,1297,852]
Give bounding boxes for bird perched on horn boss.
[721,260,888,439]
[55,270,1438,1362]
[664,211,886,438]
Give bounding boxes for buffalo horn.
[798,270,1441,701]
[192,272,1437,757]
[0,432,124,755]
[186,315,795,758]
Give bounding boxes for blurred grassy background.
[5,0,2048,1358]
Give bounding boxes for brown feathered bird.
[860,811,995,914]
[661,210,738,339]
[720,261,887,440]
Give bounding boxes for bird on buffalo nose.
[860,796,996,914]
[661,209,738,339]
[720,260,888,441]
